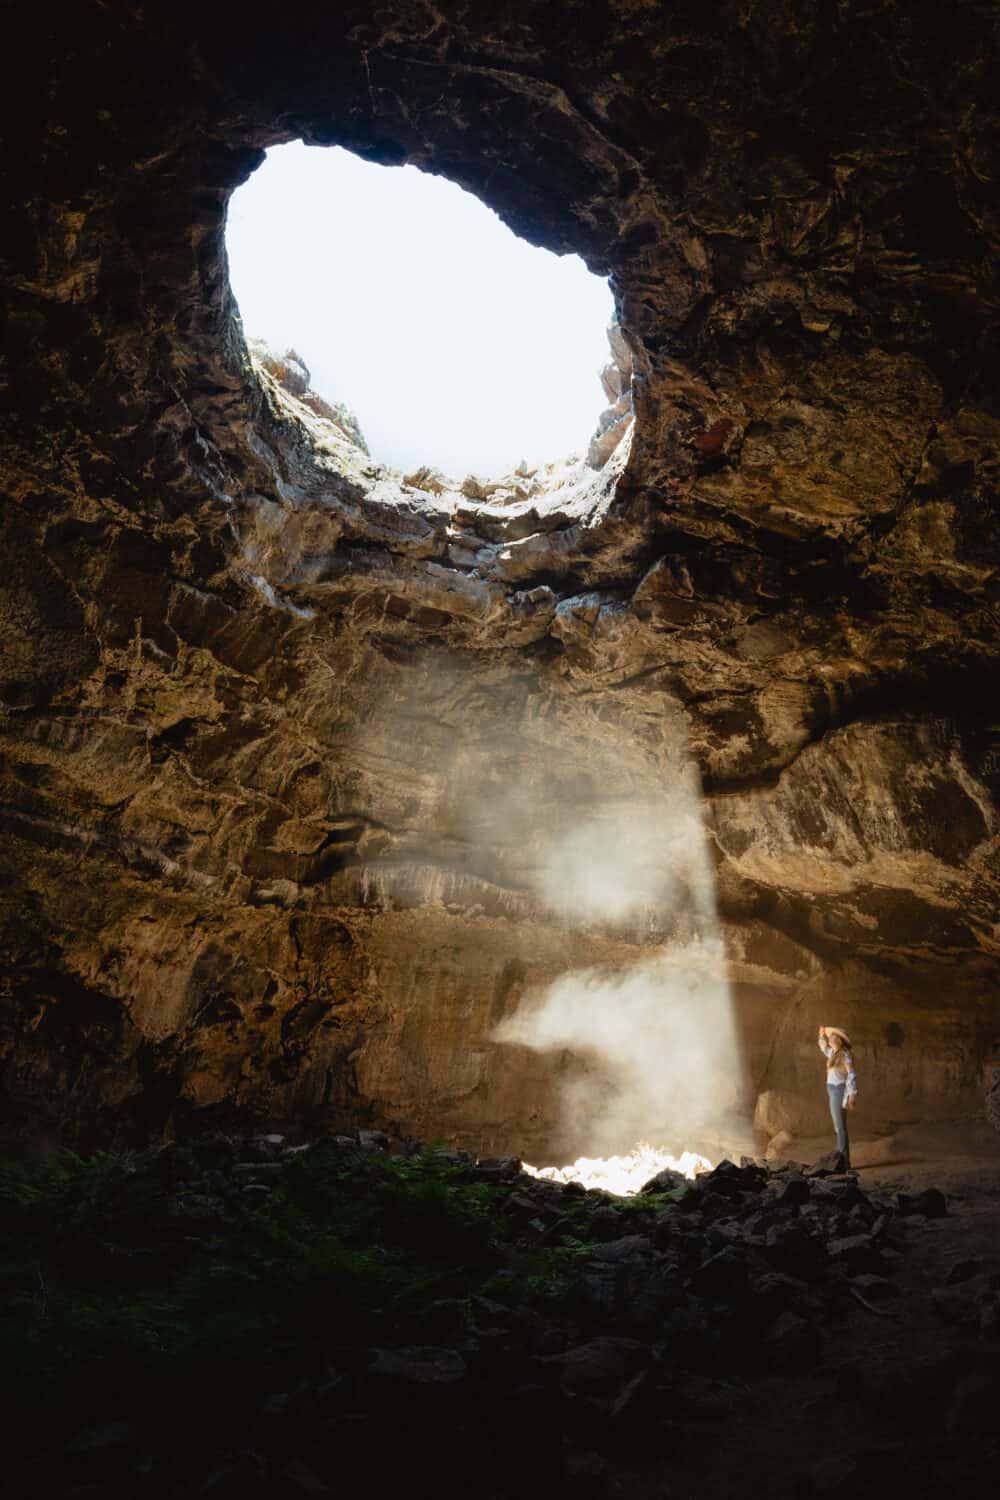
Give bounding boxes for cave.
[3,3,1000,1496]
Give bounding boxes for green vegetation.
[0,1142,617,1430]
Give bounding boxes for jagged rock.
[689,1246,749,1300]
[764,1222,827,1278]
[590,1234,655,1264]
[580,1237,662,1322]
[827,1234,886,1274]
[638,1167,689,1196]
[700,1160,764,1198]
[357,1130,390,1152]
[403,466,449,495]
[473,1156,523,1182]
[250,341,369,453]
[897,1189,948,1219]
[805,1151,848,1178]
[774,1175,812,1207]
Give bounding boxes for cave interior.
[2,2,1000,1495]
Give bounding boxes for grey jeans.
[827,1081,850,1159]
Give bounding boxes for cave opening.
[225,140,619,484]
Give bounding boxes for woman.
[818,1025,858,1166]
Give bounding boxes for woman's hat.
[827,1027,852,1047]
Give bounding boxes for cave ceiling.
[2,0,999,1152]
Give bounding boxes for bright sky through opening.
[226,142,615,476]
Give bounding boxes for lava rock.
[775,1174,811,1207]
[689,1246,749,1300]
[638,1166,689,1195]
[357,1130,390,1152]
[764,1221,827,1277]
[897,1187,947,1218]
[590,1234,654,1264]
[827,1233,885,1274]
[700,1160,762,1199]
[804,1150,848,1177]
[586,1203,626,1241]
[473,1155,523,1182]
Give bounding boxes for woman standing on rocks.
[818,1025,858,1167]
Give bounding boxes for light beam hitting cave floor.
[490,739,742,1174]
[522,1143,713,1194]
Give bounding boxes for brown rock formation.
[2,1,999,1158]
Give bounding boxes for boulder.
[689,1246,749,1300]
[775,1174,811,1207]
[827,1234,885,1274]
[473,1155,523,1182]
[804,1150,848,1177]
[699,1160,762,1198]
[590,1234,654,1264]
[897,1187,947,1218]
[764,1221,827,1277]
[638,1166,689,1195]
[357,1130,390,1152]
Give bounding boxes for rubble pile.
[4,1130,986,1500]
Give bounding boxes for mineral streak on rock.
[1,1,999,1155]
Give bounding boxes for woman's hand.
[845,1094,857,1111]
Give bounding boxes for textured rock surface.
[2,0,999,1155]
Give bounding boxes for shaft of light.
[522,1142,712,1196]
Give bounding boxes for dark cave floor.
[3,1128,996,1500]
[624,1137,1000,1500]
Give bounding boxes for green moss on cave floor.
[0,1140,611,1438]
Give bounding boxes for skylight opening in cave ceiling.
[226,141,615,479]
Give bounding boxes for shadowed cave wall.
[2,0,1000,1160]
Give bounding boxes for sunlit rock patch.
[523,1144,712,1195]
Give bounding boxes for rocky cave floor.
[2,1130,998,1500]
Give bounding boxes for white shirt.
[819,1038,858,1100]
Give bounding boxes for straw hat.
[826,1027,852,1048]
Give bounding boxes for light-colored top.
[819,1038,858,1101]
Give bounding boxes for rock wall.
[2,0,999,1158]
